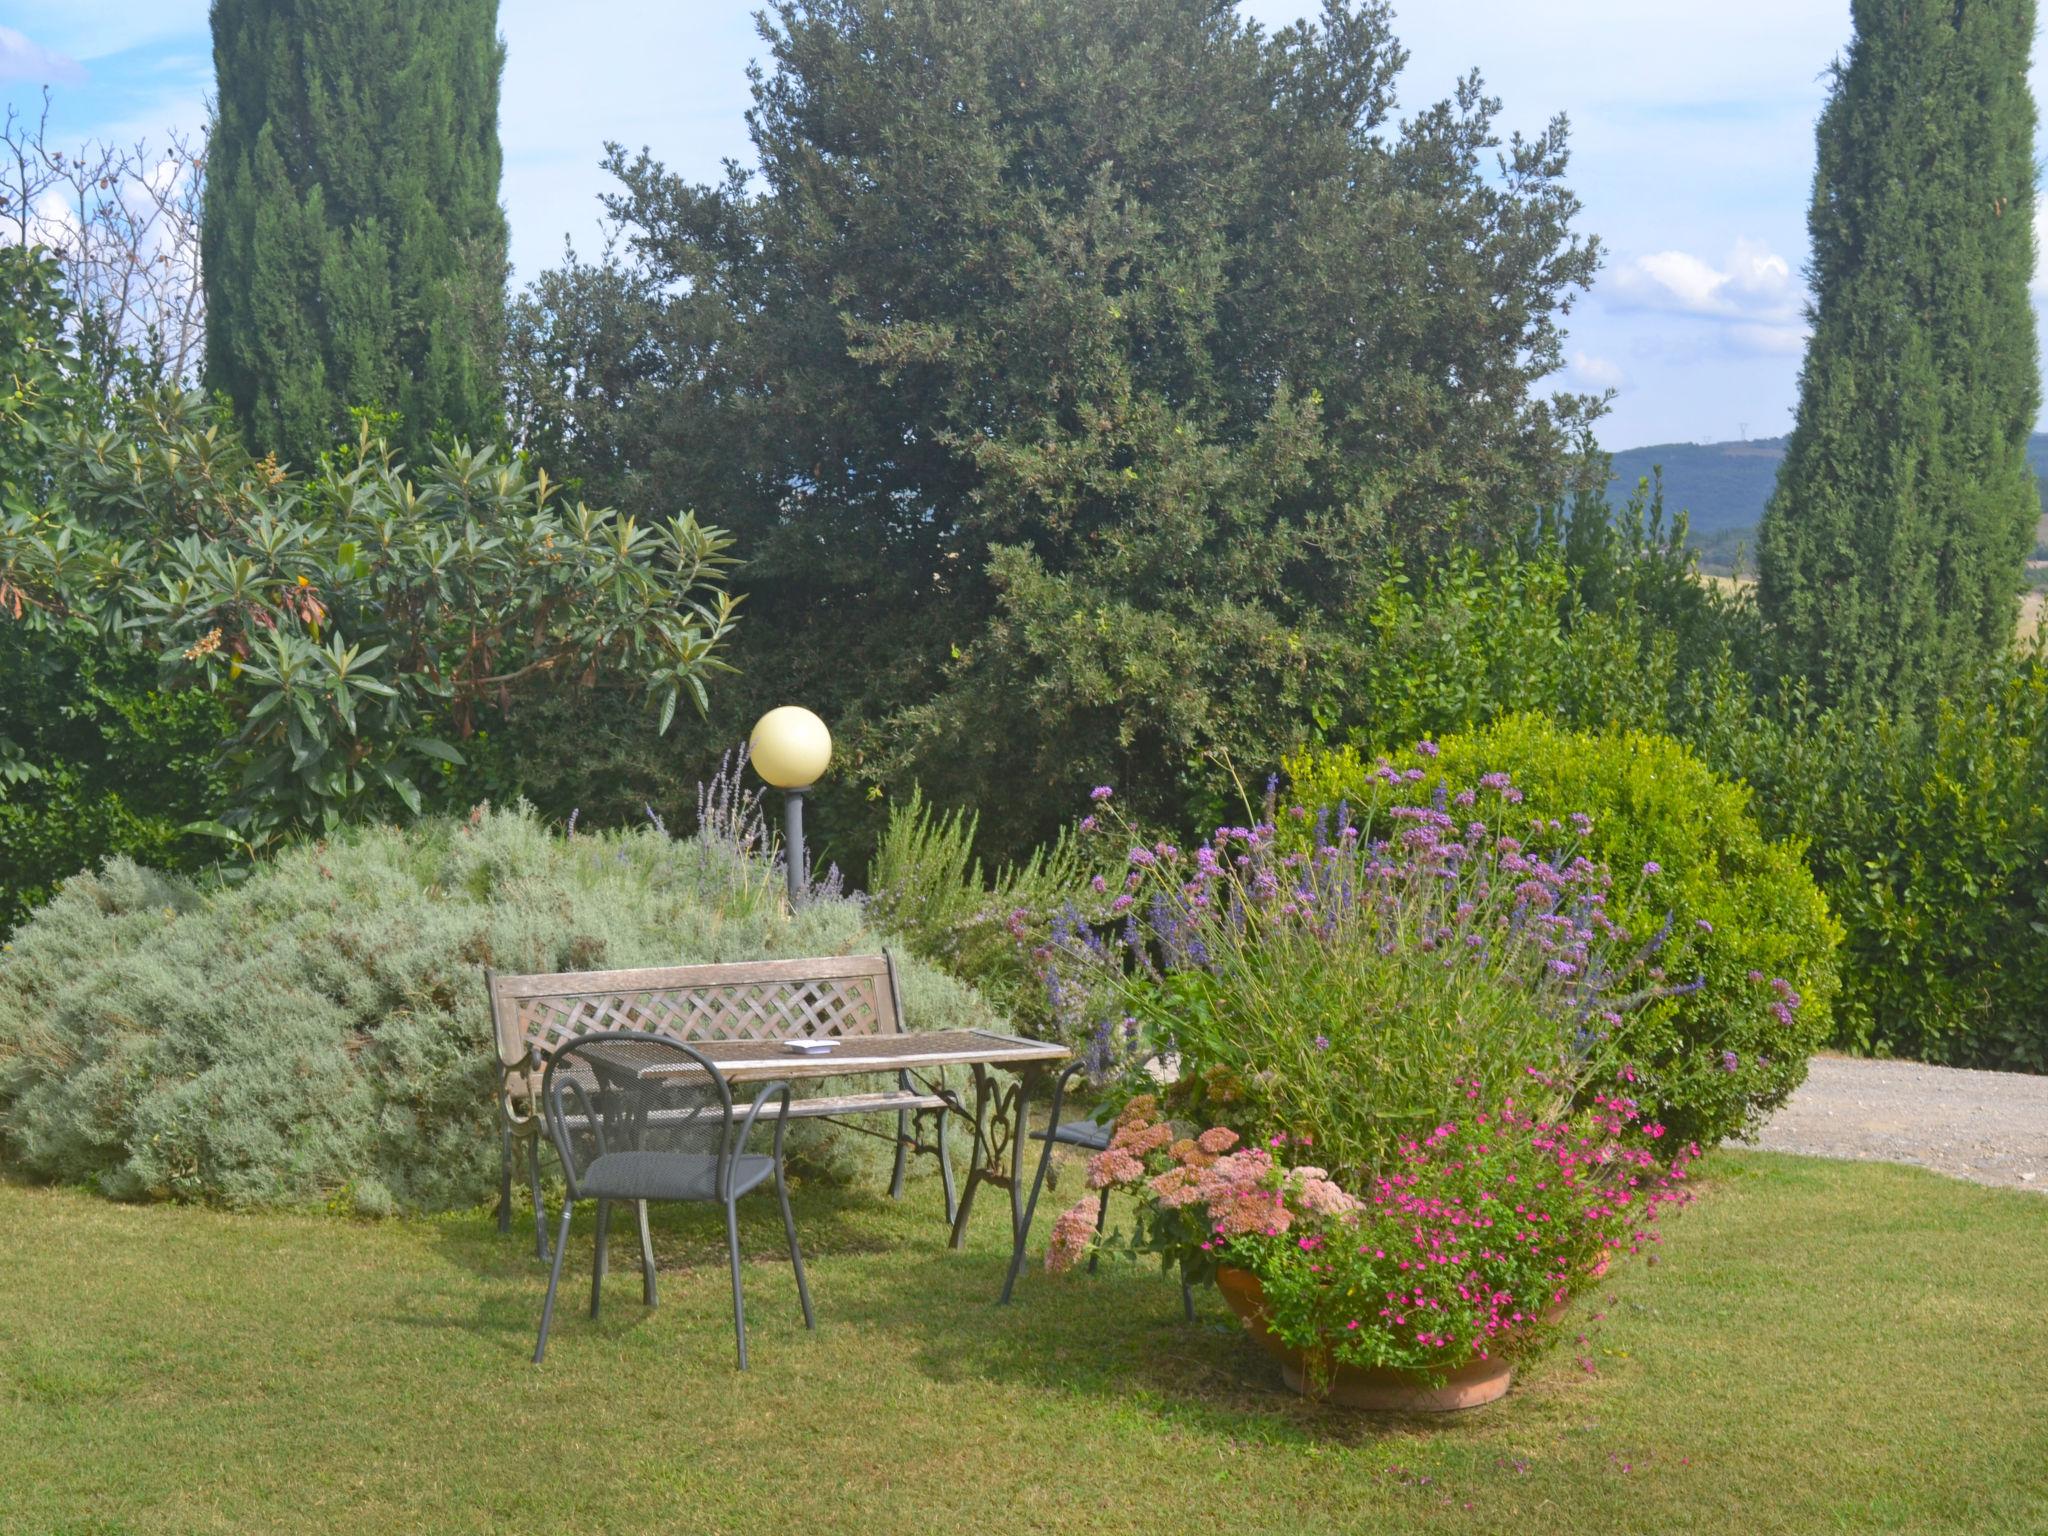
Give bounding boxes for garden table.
[579,1028,1071,1300]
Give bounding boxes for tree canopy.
[203,0,509,466]
[1758,0,2040,711]
[509,0,1603,854]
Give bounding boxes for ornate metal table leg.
[947,1061,996,1250]
[945,1060,1057,1298]
[998,1067,1034,1300]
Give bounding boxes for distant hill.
[1605,434,2048,575]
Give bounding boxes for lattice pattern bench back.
[487,953,906,1083]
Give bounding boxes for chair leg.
[776,1161,815,1330]
[1086,1187,1109,1275]
[636,1200,658,1307]
[497,1125,513,1234]
[590,1200,612,1320]
[999,1116,1062,1304]
[527,1135,551,1263]
[533,1206,575,1364]
[725,1199,749,1371]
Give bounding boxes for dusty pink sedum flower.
[1086,1147,1147,1189]
[1289,1168,1360,1216]
[1045,1196,1102,1274]
[1148,1165,1205,1209]
[1111,1120,1175,1156]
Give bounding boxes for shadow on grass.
[401,1173,960,1345]
[822,1241,1512,1448]
[413,1163,1557,1446]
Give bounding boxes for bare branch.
[0,91,207,385]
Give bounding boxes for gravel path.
[1750,1056,2048,1193]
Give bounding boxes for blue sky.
[2,1,2039,448]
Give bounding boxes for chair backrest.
[486,953,908,1076]
[541,1031,735,1199]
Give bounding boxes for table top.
[580,1028,1069,1085]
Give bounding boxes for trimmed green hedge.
[1286,717,1842,1148]
[1699,654,2048,1071]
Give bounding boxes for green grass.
[1,1152,2044,1535]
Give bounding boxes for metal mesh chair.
[534,1030,815,1367]
[1004,1057,1194,1317]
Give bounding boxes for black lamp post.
[749,706,833,906]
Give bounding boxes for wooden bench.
[487,952,955,1259]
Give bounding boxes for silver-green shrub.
[0,804,997,1212]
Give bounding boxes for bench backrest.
[486,952,906,1072]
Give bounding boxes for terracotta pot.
[1213,1266,1511,1412]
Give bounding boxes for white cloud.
[1569,350,1626,390]
[1615,237,1798,321]
[0,25,83,85]
[1609,237,1806,356]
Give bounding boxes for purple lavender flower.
[1642,861,1661,876]
[1720,1050,1740,1073]
[1090,785,1114,802]
[1314,1034,1331,1051]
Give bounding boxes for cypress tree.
[202,0,508,465]
[1758,0,2039,709]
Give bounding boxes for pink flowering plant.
[1051,1089,1697,1384]
[1033,765,1692,1183]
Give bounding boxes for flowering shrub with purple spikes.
[1286,718,1840,1147]
[1031,763,1692,1182]
[1052,1090,1697,1384]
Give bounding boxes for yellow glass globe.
[749,706,832,788]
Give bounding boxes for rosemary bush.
[0,799,992,1212]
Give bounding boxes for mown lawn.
[1,1150,2044,1535]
